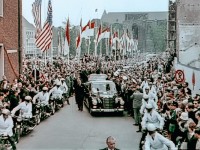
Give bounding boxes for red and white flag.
[98,27,110,41]
[76,19,82,49]
[112,32,120,50]
[64,17,70,56]
[81,21,90,38]
[95,25,102,46]
[88,21,95,36]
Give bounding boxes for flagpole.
[88,21,91,56]
[88,37,90,55]
[44,51,46,66]
[34,47,37,81]
[110,24,112,59]
[106,38,108,56]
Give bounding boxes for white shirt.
[60,81,68,94]
[196,139,200,150]
[33,91,49,105]
[145,132,176,150]
[0,115,14,136]
[140,98,158,115]
[11,101,32,118]
[49,86,63,99]
[140,80,149,89]
[141,110,164,130]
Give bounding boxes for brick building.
[0,0,22,82]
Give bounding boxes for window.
[0,0,3,17]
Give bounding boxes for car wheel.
[118,111,124,116]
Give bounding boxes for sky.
[23,0,168,27]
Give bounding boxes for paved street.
[17,97,141,150]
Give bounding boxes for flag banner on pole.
[32,0,42,38]
[66,17,70,45]
[76,19,82,49]
[64,39,69,56]
[35,0,53,52]
[57,31,62,56]
[82,21,95,38]
[81,21,90,38]
[112,32,119,50]
[133,39,138,51]
[126,29,130,41]
[64,17,70,56]
[76,33,81,49]
[88,21,95,36]
[129,38,135,51]
[98,27,110,41]
[96,25,102,45]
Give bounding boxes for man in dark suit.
[131,88,143,130]
[100,136,120,150]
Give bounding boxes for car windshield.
[91,82,117,94]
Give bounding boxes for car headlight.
[92,98,97,105]
[120,99,125,105]
[17,117,22,122]
[115,97,121,103]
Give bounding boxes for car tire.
[118,111,124,116]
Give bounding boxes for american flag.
[32,0,42,38]
[35,0,53,52]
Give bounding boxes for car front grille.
[103,98,115,109]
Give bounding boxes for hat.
[148,82,153,85]
[145,86,150,90]
[25,96,32,101]
[122,76,128,80]
[2,109,10,115]
[147,123,156,131]
[146,104,153,109]
[42,87,48,91]
[114,72,119,76]
[180,112,188,121]
[61,78,65,81]
[132,79,137,84]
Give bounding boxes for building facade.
[22,16,60,59]
[101,11,168,53]
[0,0,22,81]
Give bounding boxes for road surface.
[17,97,141,150]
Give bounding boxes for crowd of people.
[0,50,199,149]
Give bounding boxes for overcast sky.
[23,0,168,27]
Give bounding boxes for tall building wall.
[176,0,200,68]
[0,0,22,81]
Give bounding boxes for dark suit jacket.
[100,148,120,150]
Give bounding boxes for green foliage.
[150,22,167,53]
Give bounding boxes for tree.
[150,21,167,53]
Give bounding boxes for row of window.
[0,0,3,17]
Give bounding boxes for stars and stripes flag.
[35,0,53,52]
[32,0,42,38]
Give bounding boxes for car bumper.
[91,108,124,112]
